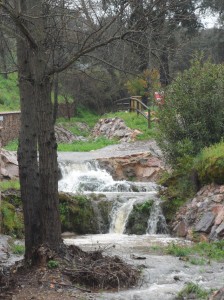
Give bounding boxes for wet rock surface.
[97,152,164,182]
[171,184,224,241]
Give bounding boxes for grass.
[104,111,157,140]
[57,137,117,152]
[165,241,224,262]
[0,179,20,191]
[11,243,25,255]
[0,73,20,111]
[3,139,18,151]
[176,282,211,299]
[5,108,155,152]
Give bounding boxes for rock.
[1,149,18,179]
[97,152,164,182]
[195,212,215,233]
[173,220,188,237]
[216,223,224,237]
[171,184,224,241]
[210,288,224,300]
[54,125,87,144]
[215,207,224,225]
[92,117,142,142]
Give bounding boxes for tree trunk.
[17,39,41,261]
[159,46,170,86]
[16,0,61,262]
[0,31,8,79]
[53,73,59,124]
[33,61,61,251]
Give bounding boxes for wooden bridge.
[114,96,151,128]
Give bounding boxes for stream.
[58,157,224,300]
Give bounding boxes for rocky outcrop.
[92,117,142,142]
[55,125,87,143]
[0,149,18,179]
[97,152,165,182]
[171,184,224,241]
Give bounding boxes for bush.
[195,141,224,185]
[157,58,224,165]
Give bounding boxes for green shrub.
[195,141,224,185]
[157,58,224,165]
[166,243,191,257]
[59,193,98,234]
[0,180,20,191]
[0,201,24,237]
[0,73,20,111]
[47,260,59,269]
[176,282,210,299]
[11,244,25,255]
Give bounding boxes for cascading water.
[59,160,168,234]
[59,159,224,300]
[147,199,168,234]
[109,198,137,234]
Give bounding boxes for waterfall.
[59,160,168,235]
[146,199,168,234]
[59,161,158,193]
[109,198,137,234]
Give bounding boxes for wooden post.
[137,99,139,115]
[147,106,151,128]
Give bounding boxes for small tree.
[157,57,224,164]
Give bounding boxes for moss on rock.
[125,200,153,234]
[59,193,98,234]
[1,191,24,238]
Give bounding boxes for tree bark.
[33,56,61,250]
[17,38,41,261]
[16,0,61,262]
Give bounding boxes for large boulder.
[55,124,87,143]
[97,152,165,182]
[1,149,18,179]
[171,184,224,241]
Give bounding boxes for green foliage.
[166,243,192,257]
[59,193,98,234]
[193,240,224,261]
[11,243,25,255]
[195,141,224,185]
[0,201,24,238]
[4,139,18,151]
[57,106,99,129]
[160,160,197,224]
[0,180,20,191]
[47,260,59,269]
[125,69,161,98]
[176,282,210,300]
[157,58,224,165]
[166,241,224,262]
[125,200,153,234]
[0,73,20,111]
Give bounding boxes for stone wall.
[0,111,21,146]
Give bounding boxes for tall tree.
[0,0,201,263]
[0,0,150,263]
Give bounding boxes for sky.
[200,13,219,28]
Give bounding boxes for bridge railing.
[114,96,151,128]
